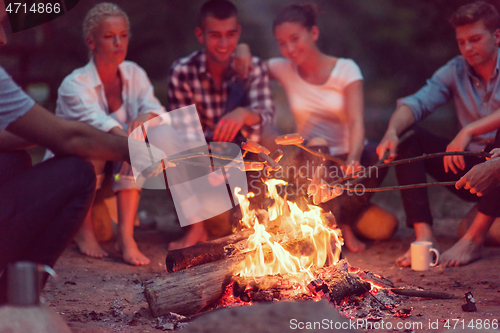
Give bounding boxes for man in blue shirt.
[0,0,163,303]
[377,1,500,267]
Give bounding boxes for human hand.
[233,44,253,80]
[128,113,156,135]
[456,158,500,196]
[376,130,399,162]
[488,148,500,159]
[109,126,128,137]
[341,160,362,178]
[444,129,471,174]
[127,138,166,179]
[213,108,248,142]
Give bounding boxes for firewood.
[168,230,326,273]
[389,289,458,299]
[144,254,246,317]
[165,229,254,272]
[317,260,371,304]
[231,260,370,305]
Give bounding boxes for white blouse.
[55,59,169,132]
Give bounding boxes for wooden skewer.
[389,288,459,299]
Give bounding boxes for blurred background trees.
[2,0,498,139]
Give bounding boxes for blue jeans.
[0,151,96,303]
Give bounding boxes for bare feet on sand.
[441,238,482,267]
[396,223,437,267]
[340,224,366,253]
[168,222,208,250]
[115,238,150,266]
[74,228,109,258]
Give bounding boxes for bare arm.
[212,107,262,142]
[376,105,416,160]
[0,130,35,150]
[344,80,365,167]
[444,109,500,174]
[6,103,130,162]
[456,157,500,196]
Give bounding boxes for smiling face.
[0,0,7,47]
[195,15,240,66]
[87,15,129,65]
[274,21,319,66]
[455,20,500,69]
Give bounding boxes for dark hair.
[197,0,238,29]
[272,3,318,31]
[450,1,500,33]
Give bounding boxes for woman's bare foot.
[168,222,208,250]
[115,238,150,266]
[396,222,437,267]
[395,247,412,267]
[441,238,482,267]
[74,227,109,258]
[340,224,366,253]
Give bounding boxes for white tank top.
[109,104,128,124]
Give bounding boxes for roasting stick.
[332,151,492,186]
[327,149,493,194]
[331,129,416,187]
[389,288,459,299]
[157,140,280,172]
[325,126,492,193]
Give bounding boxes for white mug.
[411,241,439,271]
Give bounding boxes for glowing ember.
[233,179,343,290]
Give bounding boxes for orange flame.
[234,179,343,290]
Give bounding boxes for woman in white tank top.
[237,4,396,253]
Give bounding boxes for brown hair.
[197,0,238,29]
[272,3,318,31]
[450,1,500,33]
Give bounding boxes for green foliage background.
[2,0,499,111]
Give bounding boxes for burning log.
[144,254,247,317]
[317,260,371,304]
[231,260,370,305]
[147,235,337,317]
[232,275,310,302]
[165,229,254,272]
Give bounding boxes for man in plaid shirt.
[167,0,275,146]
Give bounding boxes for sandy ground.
[36,167,500,333]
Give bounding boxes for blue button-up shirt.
[398,51,500,151]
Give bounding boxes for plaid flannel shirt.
[167,50,275,144]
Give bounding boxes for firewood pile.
[144,232,408,321]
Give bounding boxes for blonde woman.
[53,3,166,265]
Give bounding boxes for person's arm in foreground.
[5,103,130,162]
[0,130,35,150]
[444,109,500,174]
[456,152,500,196]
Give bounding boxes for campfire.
[233,179,342,286]
[144,176,410,322]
